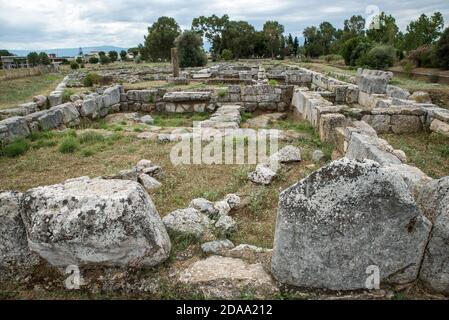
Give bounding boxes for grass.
[152,112,210,127]
[0,73,63,109]
[382,132,449,178]
[58,136,79,153]
[0,139,30,157]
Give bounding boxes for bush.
[359,45,396,70]
[83,72,101,87]
[217,89,228,98]
[400,59,415,78]
[58,136,79,153]
[70,61,79,70]
[100,55,111,65]
[76,57,83,64]
[1,139,30,157]
[408,45,438,68]
[62,89,73,103]
[175,31,208,68]
[341,37,367,66]
[89,57,99,64]
[268,79,278,86]
[221,49,233,61]
[436,27,449,69]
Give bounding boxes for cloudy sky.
[1,0,449,50]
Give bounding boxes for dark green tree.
[366,12,399,45]
[192,14,230,59]
[404,12,444,51]
[39,52,51,65]
[175,31,207,68]
[142,16,180,61]
[436,27,449,69]
[108,51,118,62]
[263,21,285,58]
[120,50,127,61]
[27,52,39,66]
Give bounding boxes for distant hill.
[8,46,129,58]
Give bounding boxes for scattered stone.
[201,240,235,254]
[213,200,231,217]
[189,198,218,217]
[410,91,432,103]
[178,255,278,299]
[215,215,237,234]
[312,149,325,162]
[21,177,171,267]
[139,115,154,124]
[163,208,212,238]
[248,164,276,185]
[223,193,241,209]
[272,158,432,290]
[271,145,301,163]
[138,173,162,191]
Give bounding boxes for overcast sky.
[1,0,449,50]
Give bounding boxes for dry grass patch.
[0,73,63,109]
[382,132,449,178]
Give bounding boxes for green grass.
[0,139,30,157]
[58,136,79,154]
[0,73,63,109]
[152,112,210,127]
[382,132,449,178]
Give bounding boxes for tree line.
[136,12,448,70]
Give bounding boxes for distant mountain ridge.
[8,46,129,57]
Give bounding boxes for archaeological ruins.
[1,60,449,299]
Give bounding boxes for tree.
[221,49,233,61]
[303,26,322,57]
[263,21,284,58]
[366,12,399,45]
[89,57,99,64]
[341,37,372,66]
[120,50,127,61]
[109,51,118,62]
[100,54,111,65]
[175,31,207,68]
[404,13,444,51]
[221,20,256,58]
[436,27,449,69]
[343,15,366,39]
[142,16,180,61]
[293,36,299,56]
[192,14,230,59]
[0,49,13,68]
[358,45,396,70]
[27,52,39,66]
[318,22,337,56]
[39,52,50,65]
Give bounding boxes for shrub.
[88,57,99,64]
[175,31,208,68]
[58,136,79,153]
[217,89,228,98]
[341,37,366,66]
[100,55,111,65]
[400,59,415,78]
[62,89,73,103]
[76,57,83,64]
[70,61,79,69]
[221,49,233,61]
[359,45,396,70]
[83,72,101,87]
[268,79,278,86]
[1,139,30,157]
[408,45,438,68]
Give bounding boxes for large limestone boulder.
[356,69,393,94]
[272,158,431,290]
[0,192,39,271]
[420,208,449,295]
[417,176,449,295]
[0,116,30,144]
[178,255,278,299]
[21,177,171,267]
